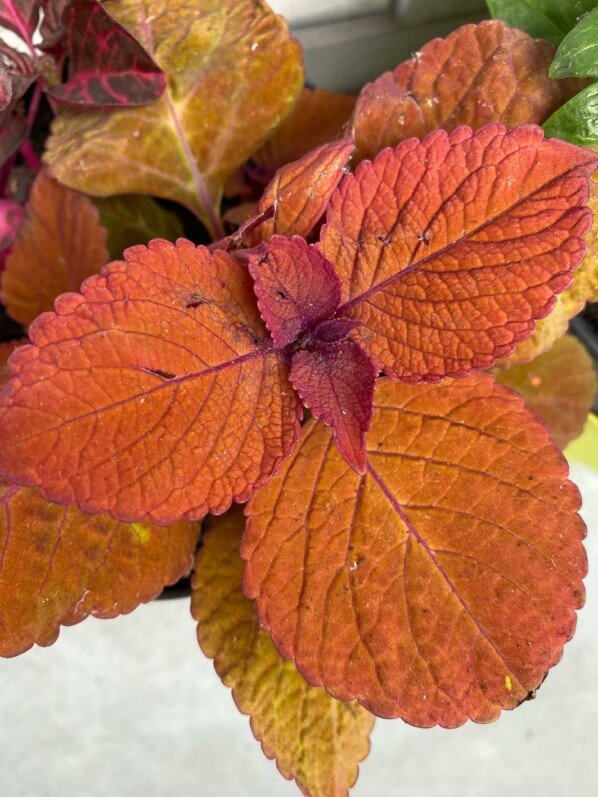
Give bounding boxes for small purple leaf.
[247,235,341,348]
[311,317,362,344]
[290,341,377,474]
[46,0,166,109]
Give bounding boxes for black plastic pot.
[572,304,598,413]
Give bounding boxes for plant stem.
[19,140,41,171]
[26,83,42,128]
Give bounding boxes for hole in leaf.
[147,368,176,380]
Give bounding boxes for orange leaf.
[0,340,198,657]
[192,507,374,796]
[0,240,300,523]
[352,20,584,162]
[0,339,22,379]
[254,87,355,173]
[498,168,598,366]
[495,334,596,448]
[245,138,355,245]
[320,125,597,382]
[1,171,108,327]
[243,375,586,726]
[0,480,198,656]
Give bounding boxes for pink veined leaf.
[0,55,39,175]
[290,340,377,474]
[46,0,166,108]
[246,235,341,348]
[39,0,69,52]
[0,69,35,109]
[0,0,41,44]
[0,62,11,113]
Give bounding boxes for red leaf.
[247,235,340,347]
[0,240,301,524]
[309,316,362,344]
[290,341,377,473]
[352,20,584,162]
[243,375,586,726]
[244,138,355,245]
[0,0,41,43]
[320,125,598,382]
[47,0,166,108]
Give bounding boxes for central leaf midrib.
[365,460,523,688]
[14,347,273,445]
[337,164,586,315]
[129,5,222,237]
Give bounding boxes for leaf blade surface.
[244,375,587,726]
[320,125,597,382]
[0,240,301,523]
[193,507,374,797]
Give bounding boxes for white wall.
[269,0,391,25]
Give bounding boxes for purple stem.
[20,140,41,171]
[26,82,42,128]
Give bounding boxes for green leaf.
[543,82,598,144]
[487,0,597,46]
[550,6,598,76]
[95,195,184,260]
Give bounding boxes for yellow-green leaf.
[95,194,184,260]
[192,507,374,797]
[44,0,304,240]
[495,335,596,448]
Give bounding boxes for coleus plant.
[488,0,598,146]
[0,1,598,795]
